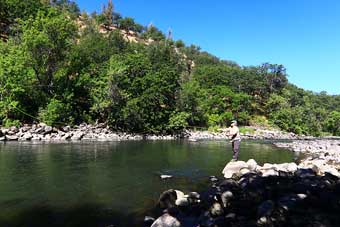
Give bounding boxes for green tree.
[20,8,77,95]
[325,111,340,136]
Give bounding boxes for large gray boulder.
[222,161,248,178]
[44,126,53,134]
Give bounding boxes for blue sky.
[75,0,340,95]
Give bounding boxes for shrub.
[38,98,73,126]
[167,112,190,133]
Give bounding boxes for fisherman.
[226,120,241,161]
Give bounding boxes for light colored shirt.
[229,126,241,141]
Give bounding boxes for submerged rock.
[151,213,180,227]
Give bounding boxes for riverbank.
[0,123,313,142]
[148,159,340,227]
[148,156,340,227]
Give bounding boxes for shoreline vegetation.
[1,122,337,142]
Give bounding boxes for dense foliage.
[0,0,339,135]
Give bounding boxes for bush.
[167,112,190,133]
[38,99,73,126]
[325,111,340,136]
[207,114,221,127]
[2,119,21,128]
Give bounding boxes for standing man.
[227,120,241,161]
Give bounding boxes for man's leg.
[232,140,240,160]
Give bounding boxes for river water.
[0,140,294,226]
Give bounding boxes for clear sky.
[75,0,340,95]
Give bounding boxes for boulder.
[34,127,44,134]
[8,126,19,135]
[210,203,224,217]
[61,133,72,140]
[222,161,248,178]
[221,191,233,208]
[247,159,258,171]
[44,126,53,134]
[62,126,71,132]
[261,169,278,177]
[5,135,18,141]
[22,132,33,140]
[187,192,201,204]
[159,189,177,209]
[151,213,180,227]
[71,132,84,140]
[322,166,340,177]
[0,136,5,141]
[175,197,189,207]
[239,167,251,176]
[286,162,298,173]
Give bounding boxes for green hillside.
[1,0,339,136]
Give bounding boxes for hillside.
[0,0,339,136]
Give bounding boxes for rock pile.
[146,159,340,227]
[0,123,178,142]
[185,127,303,141]
[222,159,340,178]
[275,140,340,165]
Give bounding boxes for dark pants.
[232,140,240,160]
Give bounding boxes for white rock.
[247,159,258,171]
[261,169,279,177]
[160,175,173,179]
[239,168,251,175]
[222,161,248,178]
[151,213,181,227]
[286,163,298,173]
[175,197,189,206]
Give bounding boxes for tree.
[0,40,41,123]
[20,8,77,95]
[141,24,165,41]
[118,17,144,33]
[325,111,340,136]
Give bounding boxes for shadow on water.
[0,202,142,227]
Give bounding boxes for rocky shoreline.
[0,123,314,142]
[146,158,340,227]
[274,139,340,167]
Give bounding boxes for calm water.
[0,140,294,226]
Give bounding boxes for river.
[0,140,294,226]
